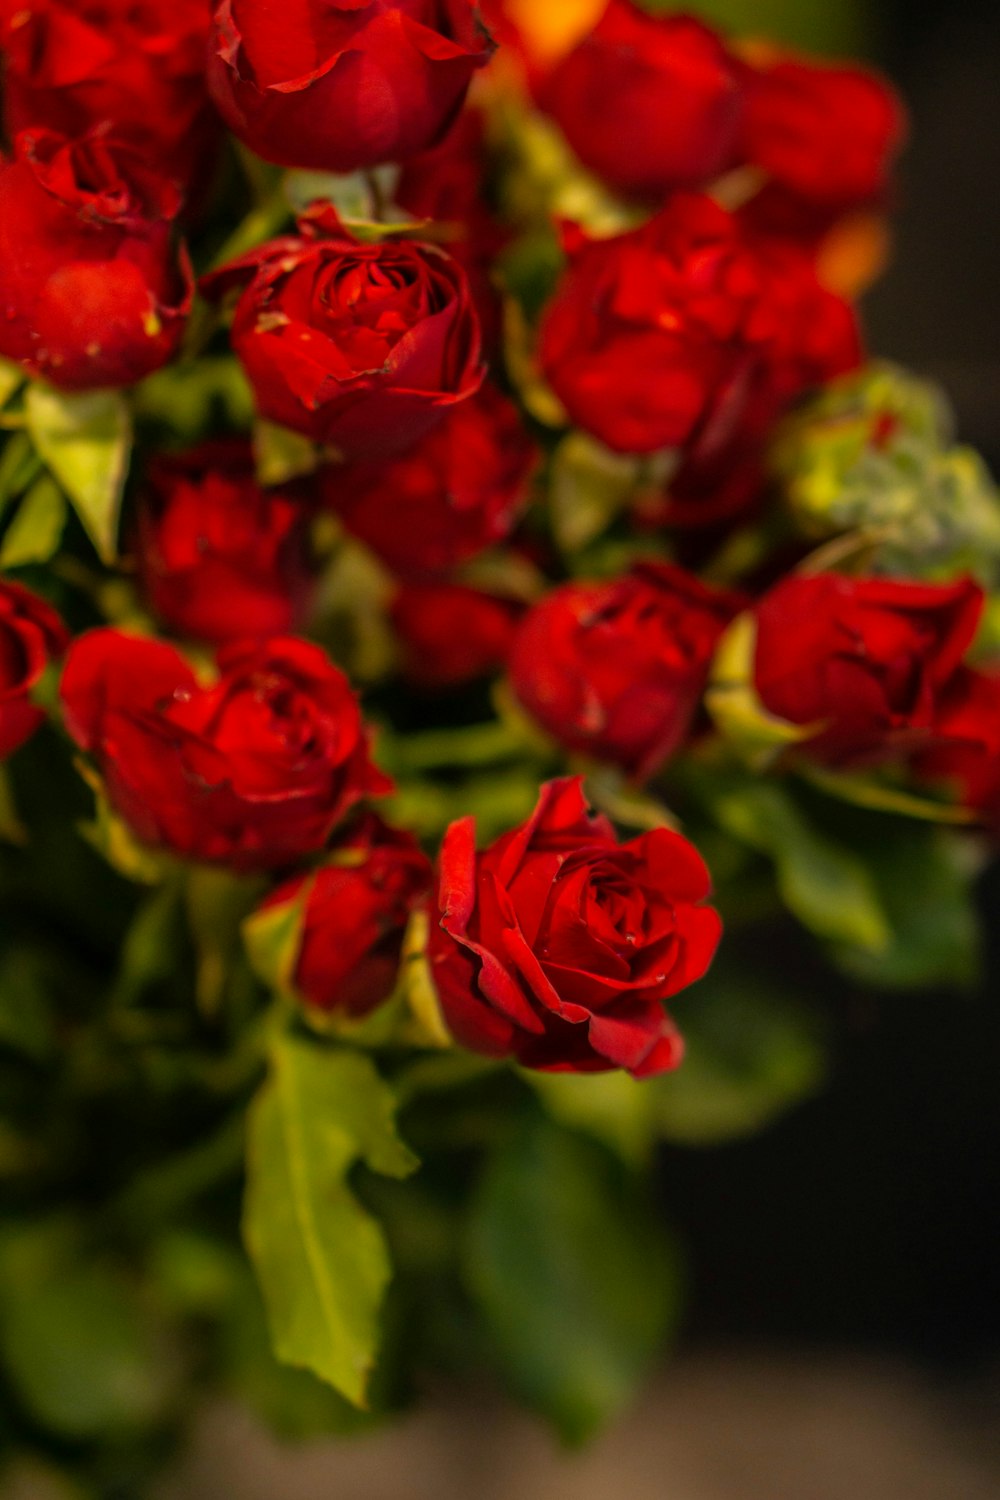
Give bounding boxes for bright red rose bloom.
[1,0,217,189]
[207,0,495,173]
[60,631,392,871]
[261,812,433,1015]
[0,130,192,391]
[538,195,860,458]
[203,210,485,460]
[739,54,906,221]
[539,2,742,200]
[0,579,68,760]
[753,573,983,768]
[915,667,1000,828]
[135,441,312,645]
[391,583,522,689]
[323,385,537,579]
[509,564,742,779]
[428,776,721,1076]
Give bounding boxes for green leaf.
[134,356,255,440]
[800,765,976,825]
[464,1117,682,1443]
[253,419,318,485]
[243,1035,419,1407]
[0,475,67,567]
[25,385,131,563]
[0,357,25,410]
[710,780,892,954]
[0,1224,173,1440]
[831,824,982,990]
[653,959,826,1145]
[0,431,42,515]
[550,432,638,553]
[525,1071,659,1167]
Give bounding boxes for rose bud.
[134,441,313,645]
[0,129,192,391]
[752,573,984,769]
[509,564,742,779]
[202,209,485,461]
[322,385,538,580]
[391,583,523,689]
[428,775,721,1076]
[207,0,495,173]
[1,0,218,190]
[916,667,1000,829]
[538,2,743,201]
[738,53,906,232]
[538,194,860,459]
[0,578,68,760]
[60,630,392,871]
[259,813,433,1016]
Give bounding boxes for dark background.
[672,0,1000,1367]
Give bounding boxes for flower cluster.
[2,0,997,1461]
[0,6,991,1101]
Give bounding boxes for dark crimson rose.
[0,578,68,760]
[1,0,217,188]
[135,441,312,645]
[391,583,522,689]
[207,0,495,173]
[322,385,537,579]
[396,108,507,352]
[0,130,192,390]
[202,209,485,460]
[915,667,1000,828]
[539,2,742,200]
[261,812,433,1015]
[538,195,860,458]
[509,564,742,779]
[753,573,983,768]
[428,776,721,1076]
[739,54,906,224]
[60,631,392,871]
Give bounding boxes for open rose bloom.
[0,0,996,1472]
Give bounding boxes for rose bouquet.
[0,0,995,1490]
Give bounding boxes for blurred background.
[11,2,1000,1496]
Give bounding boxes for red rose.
[207,0,495,173]
[260,812,433,1015]
[538,195,860,458]
[753,573,983,768]
[1,0,217,189]
[739,54,906,225]
[135,441,313,645]
[0,130,192,391]
[391,583,523,689]
[509,564,742,779]
[60,630,391,871]
[202,209,485,460]
[428,776,721,1076]
[915,667,1000,827]
[323,384,537,579]
[539,2,742,200]
[0,578,68,760]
